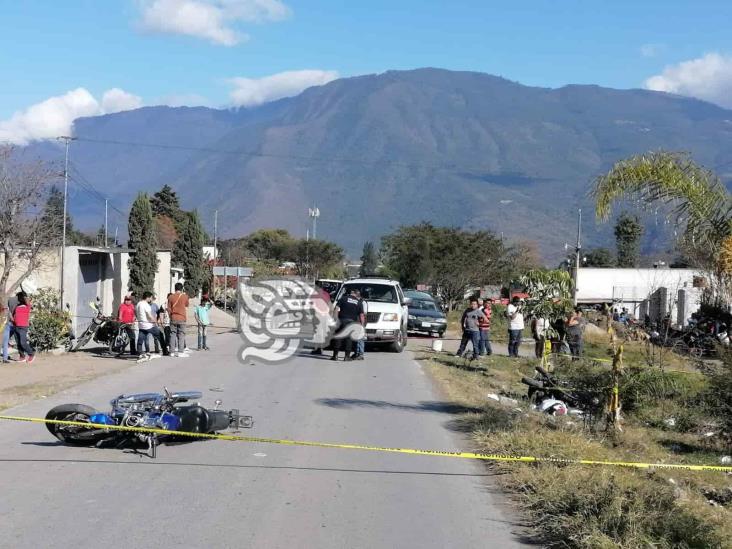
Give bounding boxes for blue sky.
[2,0,732,142]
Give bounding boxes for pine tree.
[41,185,72,244]
[151,185,184,224]
[614,212,644,268]
[175,210,206,296]
[127,193,159,296]
[359,241,378,276]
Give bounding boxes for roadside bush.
[705,348,732,440]
[29,310,69,352]
[30,287,61,312]
[558,361,707,416]
[27,287,70,352]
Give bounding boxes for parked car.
[335,277,410,352]
[404,290,447,337]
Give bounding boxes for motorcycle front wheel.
[45,404,106,445]
[71,325,96,352]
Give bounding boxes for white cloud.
[644,52,732,109]
[0,87,144,145]
[640,43,664,58]
[228,69,339,107]
[102,88,144,113]
[154,93,211,107]
[137,0,291,46]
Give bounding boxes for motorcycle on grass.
[45,387,253,457]
[71,298,129,354]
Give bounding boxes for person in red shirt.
[478,298,493,356]
[117,295,137,355]
[12,293,34,364]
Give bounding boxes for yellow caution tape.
[1,414,730,473]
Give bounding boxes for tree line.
[219,228,345,280]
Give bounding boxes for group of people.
[2,291,35,364]
[456,296,586,360]
[116,282,212,360]
[455,297,494,360]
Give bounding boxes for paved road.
[0,330,529,548]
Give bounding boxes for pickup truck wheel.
[390,329,406,353]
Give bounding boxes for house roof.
[73,246,172,254]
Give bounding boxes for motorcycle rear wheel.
[45,404,105,445]
[109,332,129,355]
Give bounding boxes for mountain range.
[28,68,732,262]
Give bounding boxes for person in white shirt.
[135,291,169,357]
[506,297,524,358]
[531,316,550,359]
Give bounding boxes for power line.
[72,136,469,172]
[68,176,127,224]
[67,161,127,218]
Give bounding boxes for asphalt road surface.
[0,331,529,548]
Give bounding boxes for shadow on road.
[315,397,482,415]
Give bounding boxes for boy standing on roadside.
[194,296,212,350]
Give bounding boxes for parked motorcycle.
[44,387,253,457]
[71,298,129,354]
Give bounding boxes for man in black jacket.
[331,288,366,361]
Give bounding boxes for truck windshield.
[342,284,398,303]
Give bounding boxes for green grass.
[417,350,732,548]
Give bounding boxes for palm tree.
[592,151,732,303]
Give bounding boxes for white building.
[575,267,705,327]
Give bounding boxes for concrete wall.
[154,251,172,302]
[1,248,62,294]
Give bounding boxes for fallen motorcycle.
[521,365,600,421]
[71,298,129,354]
[45,387,253,457]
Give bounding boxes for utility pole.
[213,210,218,298]
[104,199,108,247]
[572,208,582,306]
[57,136,76,308]
[213,210,218,263]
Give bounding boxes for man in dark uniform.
[331,288,366,361]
